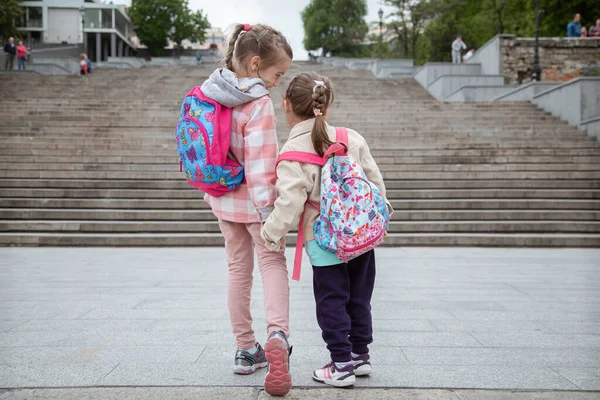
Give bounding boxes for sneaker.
[312,361,356,387]
[264,330,292,396]
[234,343,267,375]
[352,353,372,376]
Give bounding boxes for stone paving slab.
[0,247,599,390]
[1,388,599,400]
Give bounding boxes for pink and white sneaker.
[264,330,292,396]
[312,361,356,387]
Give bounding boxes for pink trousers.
[219,219,289,349]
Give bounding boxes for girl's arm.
[261,161,309,251]
[244,99,279,221]
[359,138,394,214]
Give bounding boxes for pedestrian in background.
[589,19,600,37]
[16,41,27,71]
[567,13,582,37]
[3,37,16,70]
[451,35,467,64]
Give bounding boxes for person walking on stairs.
[261,72,393,388]
[451,35,467,64]
[200,23,294,397]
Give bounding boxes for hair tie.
[313,80,327,93]
[313,108,323,117]
[233,25,250,58]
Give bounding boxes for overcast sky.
[112,0,394,60]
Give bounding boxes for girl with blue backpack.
[261,72,393,388]
[176,23,293,396]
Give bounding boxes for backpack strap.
[276,151,323,281]
[275,127,349,281]
[276,151,325,173]
[335,126,349,147]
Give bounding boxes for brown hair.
[285,72,335,157]
[224,24,293,78]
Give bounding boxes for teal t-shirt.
[305,240,345,267]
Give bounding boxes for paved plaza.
[1,247,599,397]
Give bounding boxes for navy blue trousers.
[312,250,376,362]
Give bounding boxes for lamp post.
[79,6,86,55]
[531,0,541,81]
[378,8,384,59]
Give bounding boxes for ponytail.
[224,24,245,71]
[311,115,334,157]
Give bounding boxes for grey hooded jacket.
[201,68,269,107]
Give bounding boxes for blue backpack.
[176,86,244,196]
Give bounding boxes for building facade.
[18,0,136,62]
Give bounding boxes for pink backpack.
[176,86,244,196]
[276,127,389,280]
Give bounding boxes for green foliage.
[302,0,369,56]
[129,0,209,56]
[382,0,600,64]
[0,0,24,39]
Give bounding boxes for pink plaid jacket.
[205,96,279,223]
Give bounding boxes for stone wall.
[500,37,600,84]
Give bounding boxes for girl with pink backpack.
[261,72,393,388]
[184,23,293,396]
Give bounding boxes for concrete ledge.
[446,85,520,102]
[106,57,148,69]
[428,75,506,101]
[19,58,81,75]
[581,116,600,141]
[494,82,561,101]
[317,56,416,79]
[415,63,483,88]
[377,67,416,79]
[533,77,600,130]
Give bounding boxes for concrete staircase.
[0,62,599,246]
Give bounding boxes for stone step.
[2,66,599,248]
[2,162,597,172]
[1,197,598,210]
[2,220,599,234]
[3,155,600,164]
[2,141,597,152]
[0,125,579,134]
[2,148,598,158]
[2,170,599,180]
[2,232,599,247]
[1,178,598,190]
[2,208,599,221]
[1,188,597,200]
[0,208,216,221]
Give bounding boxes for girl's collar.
[288,118,319,139]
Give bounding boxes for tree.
[384,0,458,59]
[414,0,600,64]
[302,0,369,56]
[0,0,24,40]
[170,8,210,56]
[129,0,209,57]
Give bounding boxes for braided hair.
[285,72,335,157]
